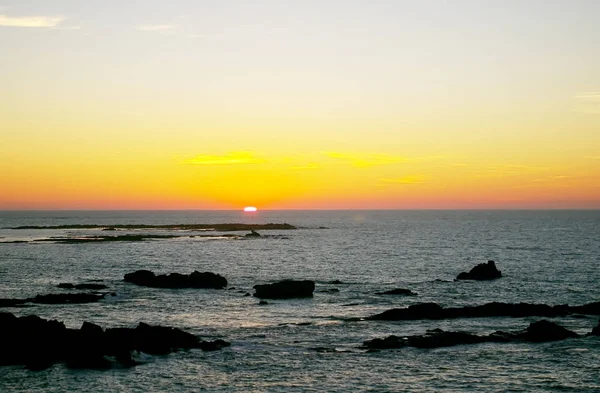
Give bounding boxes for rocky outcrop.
[253,280,315,299]
[375,288,416,296]
[362,320,580,350]
[124,270,227,289]
[456,260,502,280]
[369,301,600,321]
[0,312,230,370]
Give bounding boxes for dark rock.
[258,300,269,305]
[245,230,261,237]
[362,320,579,351]
[329,280,344,285]
[57,283,75,289]
[124,270,156,286]
[81,321,104,335]
[519,320,579,342]
[375,288,416,296]
[362,335,405,349]
[124,270,227,289]
[253,280,315,299]
[243,292,251,297]
[31,293,105,304]
[0,312,230,370]
[368,301,600,321]
[188,271,227,289]
[0,298,29,307]
[456,260,502,280]
[589,321,600,336]
[319,288,340,293]
[197,339,231,351]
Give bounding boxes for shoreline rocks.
[124,270,227,289]
[456,260,502,280]
[253,280,315,299]
[0,312,230,370]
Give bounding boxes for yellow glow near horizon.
[1,1,599,209]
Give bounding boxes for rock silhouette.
[456,260,502,280]
[369,301,600,321]
[0,293,107,307]
[253,280,315,299]
[0,312,230,370]
[362,320,581,350]
[124,270,227,289]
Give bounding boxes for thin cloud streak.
[0,14,64,27]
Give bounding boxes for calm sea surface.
[1,210,599,392]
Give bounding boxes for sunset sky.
[1,0,599,209]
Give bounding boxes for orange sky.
[1,1,599,209]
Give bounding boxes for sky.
[1,0,599,210]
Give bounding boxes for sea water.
[0,210,599,392]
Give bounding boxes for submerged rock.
[0,312,230,370]
[245,230,261,237]
[253,280,315,299]
[124,270,227,289]
[456,260,502,280]
[375,288,416,296]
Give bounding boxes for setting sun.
[243,206,258,212]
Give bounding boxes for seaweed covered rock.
[124,270,227,289]
[253,280,315,299]
[456,260,502,281]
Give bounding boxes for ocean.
[1,210,599,392]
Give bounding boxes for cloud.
[136,24,176,32]
[574,92,600,115]
[324,152,405,167]
[183,152,265,165]
[380,176,426,185]
[0,14,64,27]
